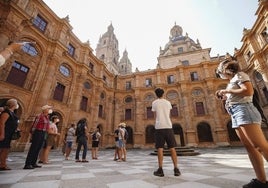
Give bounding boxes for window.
[103,76,106,82]
[98,105,103,118]
[167,75,174,84]
[80,96,88,111]
[190,72,198,81]
[67,43,75,57]
[125,96,133,103]
[145,78,152,87]
[6,61,29,87]
[125,109,132,120]
[89,62,94,73]
[261,27,268,42]
[146,107,154,119]
[247,51,252,59]
[178,47,183,53]
[196,102,205,115]
[126,81,131,90]
[22,43,38,56]
[182,60,189,66]
[33,14,47,32]
[84,82,91,89]
[53,82,65,102]
[59,65,70,77]
[171,104,178,117]
[100,54,105,60]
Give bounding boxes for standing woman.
[0,99,19,170]
[91,127,101,160]
[216,56,268,188]
[41,115,59,164]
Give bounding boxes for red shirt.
[31,113,50,132]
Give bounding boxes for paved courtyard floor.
[0,147,267,188]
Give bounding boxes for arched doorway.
[145,125,155,144]
[197,122,213,142]
[125,126,133,144]
[173,124,185,146]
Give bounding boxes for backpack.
[124,128,129,140]
[92,132,97,140]
[75,122,84,136]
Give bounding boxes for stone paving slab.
[0,147,267,188]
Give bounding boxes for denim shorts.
[227,102,261,128]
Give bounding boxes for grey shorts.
[227,102,262,128]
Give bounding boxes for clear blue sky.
[43,0,258,71]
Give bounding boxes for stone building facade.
[0,0,267,151]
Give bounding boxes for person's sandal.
[81,160,89,162]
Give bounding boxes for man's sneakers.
[153,167,164,177]
[153,167,181,177]
[174,167,181,176]
[243,179,268,188]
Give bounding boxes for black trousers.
[25,130,46,166]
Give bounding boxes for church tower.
[95,23,120,74]
[118,49,132,75]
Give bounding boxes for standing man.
[75,118,89,162]
[151,88,180,177]
[23,105,53,169]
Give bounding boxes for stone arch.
[197,122,213,142]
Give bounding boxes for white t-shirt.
[0,54,6,67]
[152,98,172,129]
[225,72,253,106]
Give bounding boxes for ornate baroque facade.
[0,0,267,151]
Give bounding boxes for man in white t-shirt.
[151,88,180,177]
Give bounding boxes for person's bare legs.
[0,148,9,168]
[157,148,163,168]
[236,125,267,183]
[170,147,178,168]
[65,146,71,160]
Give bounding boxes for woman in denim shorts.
[216,56,268,188]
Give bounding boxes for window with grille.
[145,78,152,87]
[80,96,88,111]
[67,43,75,57]
[125,109,132,120]
[146,107,154,119]
[196,102,205,115]
[98,105,103,117]
[33,14,47,32]
[6,61,29,87]
[171,104,179,117]
[167,75,174,84]
[22,43,38,56]
[126,81,131,90]
[53,82,65,102]
[190,72,198,81]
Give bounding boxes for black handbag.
[11,130,21,140]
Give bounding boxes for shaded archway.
[146,125,155,144]
[125,126,133,144]
[197,122,213,142]
[173,124,185,146]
